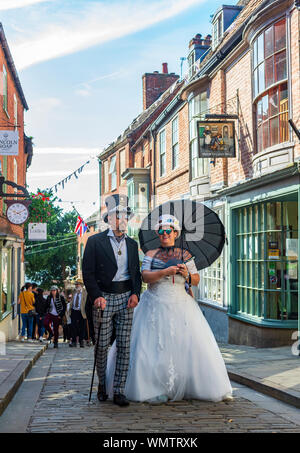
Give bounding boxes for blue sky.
[1,0,225,219]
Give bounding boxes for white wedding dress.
[106,255,232,403]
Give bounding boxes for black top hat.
[103,194,133,223]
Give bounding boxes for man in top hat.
[69,278,87,348]
[82,194,141,407]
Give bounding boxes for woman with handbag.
[18,283,35,342]
[44,285,66,348]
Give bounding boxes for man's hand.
[128,294,139,309]
[94,297,107,310]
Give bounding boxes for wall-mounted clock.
[5,201,30,225]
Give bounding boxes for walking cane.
[88,308,103,402]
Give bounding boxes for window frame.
[252,17,289,154]
[171,116,179,170]
[109,155,117,191]
[159,129,166,177]
[189,90,208,179]
[3,65,8,114]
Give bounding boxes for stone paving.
[26,342,300,433]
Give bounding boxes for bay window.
[253,18,289,153]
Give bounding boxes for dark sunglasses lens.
[158,229,172,235]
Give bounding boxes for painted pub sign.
[197,121,236,158]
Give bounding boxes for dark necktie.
[74,293,80,309]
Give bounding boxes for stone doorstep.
[0,344,48,417]
[228,369,300,409]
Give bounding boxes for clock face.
[6,202,29,225]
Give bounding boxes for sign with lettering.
[197,121,236,158]
[0,130,19,156]
[28,223,47,241]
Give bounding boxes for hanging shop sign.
[0,130,19,156]
[197,121,236,158]
[28,223,47,241]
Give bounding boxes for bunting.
[45,160,91,194]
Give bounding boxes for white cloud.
[30,97,62,113]
[28,169,98,178]
[33,147,101,155]
[0,0,52,10]
[11,0,206,70]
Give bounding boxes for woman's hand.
[176,263,189,279]
[163,266,178,277]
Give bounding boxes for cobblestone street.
[2,342,297,434]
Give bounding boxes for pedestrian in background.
[69,279,87,348]
[18,282,35,342]
[31,283,38,340]
[44,285,66,348]
[63,294,72,343]
[35,287,47,342]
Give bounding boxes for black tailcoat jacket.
[82,229,142,310]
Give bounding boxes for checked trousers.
[92,290,133,395]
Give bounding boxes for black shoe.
[53,343,58,348]
[80,341,84,348]
[97,385,108,402]
[113,393,129,407]
[69,342,76,347]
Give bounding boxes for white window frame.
[212,12,223,50]
[109,155,117,191]
[189,91,208,179]
[119,149,126,183]
[3,65,8,114]
[14,94,18,128]
[103,160,109,193]
[171,116,179,170]
[159,129,166,177]
[198,205,226,307]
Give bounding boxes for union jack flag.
[74,216,88,237]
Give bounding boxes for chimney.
[188,33,212,62]
[142,63,179,110]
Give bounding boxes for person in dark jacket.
[44,285,66,348]
[82,194,141,407]
[31,283,38,340]
[35,287,48,342]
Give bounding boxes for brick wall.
[0,41,26,248]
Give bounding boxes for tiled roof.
[197,0,267,71]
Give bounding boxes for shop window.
[234,200,298,322]
[1,248,11,317]
[199,207,225,306]
[253,18,288,153]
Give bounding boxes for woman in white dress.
[106,215,232,403]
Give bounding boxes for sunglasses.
[158,228,173,235]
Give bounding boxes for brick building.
[0,24,31,340]
[81,0,299,347]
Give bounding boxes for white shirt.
[49,298,58,316]
[72,291,82,310]
[107,228,130,281]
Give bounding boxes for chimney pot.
[162,62,168,74]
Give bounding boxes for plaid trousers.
[92,290,133,395]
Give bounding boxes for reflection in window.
[235,201,298,321]
[253,18,288,153]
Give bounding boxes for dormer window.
[212,12,223,49]
[188,51,195,79]
[211,5,243,50]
